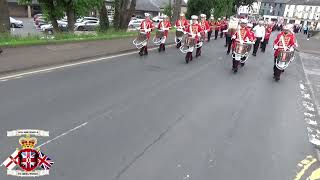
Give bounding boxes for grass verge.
[0,30,138,47]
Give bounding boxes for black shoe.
[163,45,165,51]
[0,49,2,54]
[252,53,256,56]
[241,63,245,67]
[224,45,227,47]
[275,77,280,81]
[139,51,143,56]
[233,68,238,73]
[282,69,284,73]
[226,52,230,55]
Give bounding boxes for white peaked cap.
[180,13,185,16]
[247,23,253,27]
[200,14,206,18]
[240,18,248,24]
[144,13,150,17]
[191,15,198,20]
[284,24,294,30]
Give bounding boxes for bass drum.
[153,31,165,45]
[179,36,196,53]
[133,32,147,49]
[276,50,294,70]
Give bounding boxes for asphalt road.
[0,35,317,179]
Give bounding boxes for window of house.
[278,11,280,16]
[279,4,282,8]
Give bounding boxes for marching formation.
[132,13,298,81]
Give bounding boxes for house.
[237,1,262,16]
[135,0,188,17]
[7,0,40,17]
[259,0,290,21]
[283,0,320,29]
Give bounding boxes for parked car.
[128,19,144,29]
[152,16,163,23]
[74,20,99,31]
[10,17,23,28]
[76,17,99,23]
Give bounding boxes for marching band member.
[139,13,154,56]
[208,16,215,42]
[246,23,256,42]
[231,18,251,71]
[184,15,203,60]
[261,22,273,53]
[199,14,210,42]
[220,17,227,38]
[214,18,221,40]
[225,17,237,55]
[273,24,297,80]
[157,15,172,52]
[175,13,189,48]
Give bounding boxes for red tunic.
[208,21,215,31]
[264,27,273,40]
[140,19,154,39]
[232,27,250,49]
[184,23,203,42]
[273,32,296,57]
[199,20,210,32]
[175,19,189,29]
[214,21,221,31]
[158,20,171,37]
[246,27,256,42]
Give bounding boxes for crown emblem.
[19,134,37,149]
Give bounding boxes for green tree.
[186,0,214,19]
[0,0,10,33]
[163,4,172,18]
[99,0,109,31]
[20,0,64,32]
[113,0,136,30]
[172,0,182,23]
[213,0,234,18]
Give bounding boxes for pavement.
[0,33,176,75]
[0,33,319,179]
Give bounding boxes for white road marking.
[36,122,88,148]
[0,45,175,81]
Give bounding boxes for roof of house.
[287,0,320,5]
[136,0,160,12]
[136,0,187,12]
[260,0,291,3]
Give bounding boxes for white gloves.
[289,47,294,52]
[240,40,244,45]
[232,35,236,39]
[204,30,208,34]
[274,45,278,50]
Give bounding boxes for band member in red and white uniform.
[157,15,172,52]
[246,23,256,42]
[175,13,189,48]
[214,18,221,40]
[208,16,215,42]
[261,22,273,53]
[199,14,210,42]
[184,15,203,61]
[139,13,154,56]
[273,24,297,80]
[231,18,251,71]
[220,17,227,38]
